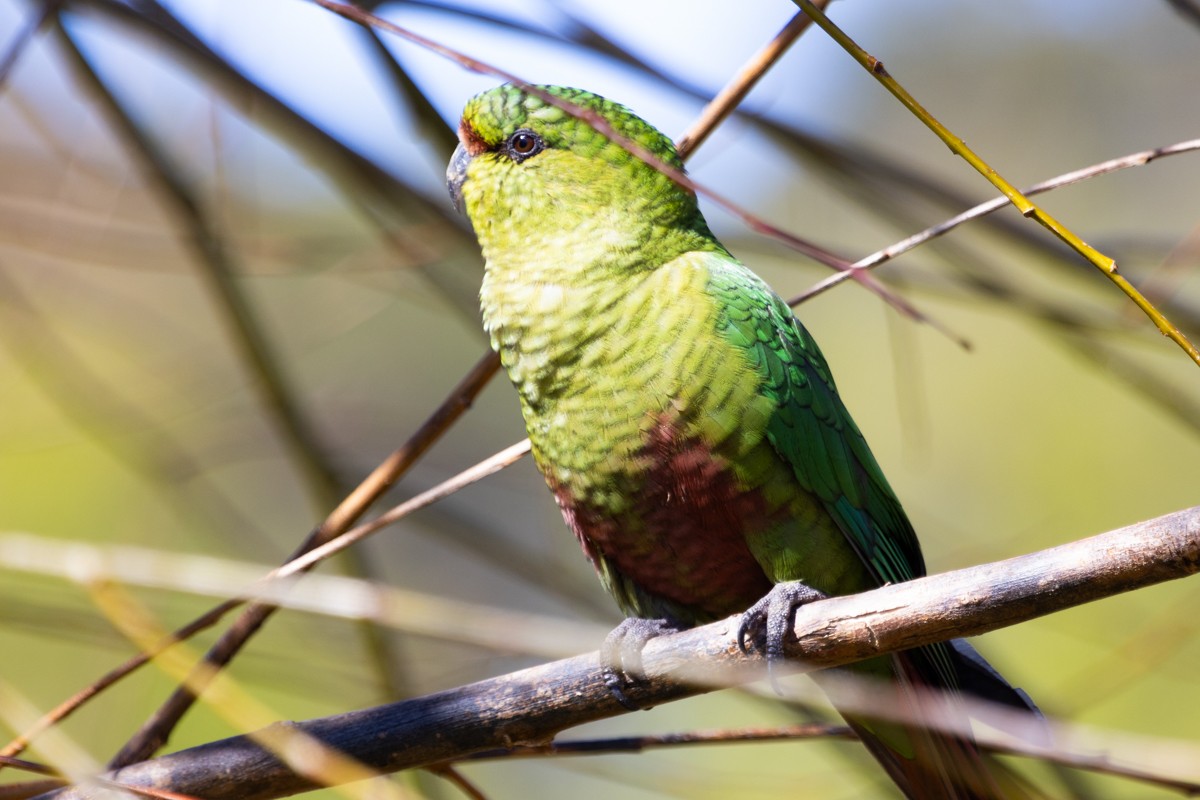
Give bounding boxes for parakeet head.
[446,85,718,273]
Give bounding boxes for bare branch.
[105,353,503,767]
[51,11,346,505]
[471,724,1200,795]
[36,506,1200,800]
[793,0,1200,367]
[789,138,1200,306]
[0,346,500,764]
[675,4,829,159]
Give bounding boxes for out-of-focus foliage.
[0,1,1198,798]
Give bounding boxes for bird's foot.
[601,617,682,710]
[737,581,827,690]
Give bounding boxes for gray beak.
[446,142,471,215]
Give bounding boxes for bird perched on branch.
[447,83,1038,799]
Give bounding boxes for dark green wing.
[713,262,925,587]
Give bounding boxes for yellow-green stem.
[793,0,1200,368]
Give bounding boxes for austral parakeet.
[447,84,1036,799]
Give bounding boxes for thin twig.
[49,0,421,728]
[0,756,60,778]
[768,140,1200,438]
[675,4,829,159]
[106,353,503,768]
[0,783,66,800]
[44,8,401,767]
[89,582,412,800]
[0,534,607,658]
[349,21,457,152]
[792,0,1200,367]
[20,0,832,764]
[788,138,1200,306]
[311,0,963,344]
[399,0,1200,347]
[468,723,855,759]
[473,722,1200,795]
[0,260,268,546]
[0,1,57,87]
[51,12,345,510]
[0,595,242,761]
[271,440,532,580]
[37,505,1200,800]
[428,765,489,800]
[74,0,480,312]
[310,350,500,541]
[1164,0,1200,26]
[1,351,501,764]
[1136,217,1200,314]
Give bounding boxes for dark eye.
[505,129,544,162]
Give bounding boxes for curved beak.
[446,142,471,215]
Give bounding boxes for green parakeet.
[447,84,1036,799]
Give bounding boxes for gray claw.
[600,617,680,710]
[737,581,826,690]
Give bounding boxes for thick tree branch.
[37,506,1200,800]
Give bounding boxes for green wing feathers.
[710,261,924,588]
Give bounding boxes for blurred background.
[1,0,1199,797]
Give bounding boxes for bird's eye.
[505,129,544,162]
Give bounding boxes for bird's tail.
[820,642,1044,799]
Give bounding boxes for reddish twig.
[106,352,502,767]
[311,0,960,343]
[675,4,830,159]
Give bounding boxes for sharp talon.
[604,670,640,711]
[600,617,680,710]
[737,581,827,692]
[736,595,770,654]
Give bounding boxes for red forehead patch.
[458,121,489,157]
